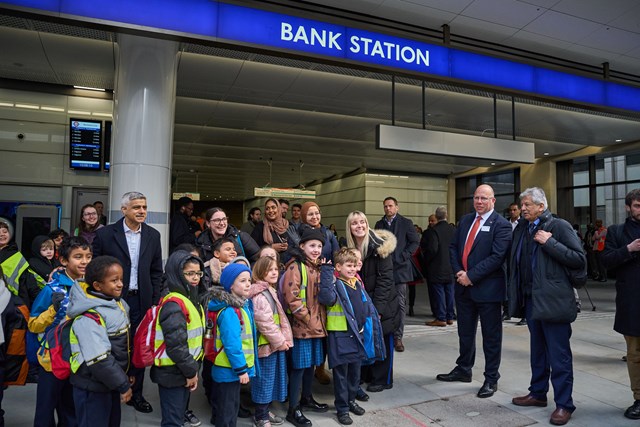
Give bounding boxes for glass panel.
[595,184,627,226]
[572,188,590,235]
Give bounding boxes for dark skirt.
[251,351,288,404]
[290,337,324,370]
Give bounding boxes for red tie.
[462,216,482,271]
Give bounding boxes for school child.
[208,263,257,427]
[151,250,205,427]
[318,248,385,425]
[67,255,132,427]
[0,265,18,427]
[249,256,293,427]
[205,237,238,286]
[280,227,328,427]
[28,236,58,283]
[28,236,92,427]
[47,228,69,263]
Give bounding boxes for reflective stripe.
[70,310,106,373]
[214,307,255,368]
[2,253,28,295]
[154,293,205,367]
[326,304,348,331]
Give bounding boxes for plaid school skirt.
[290,337,324,370]
[251,351,288,404]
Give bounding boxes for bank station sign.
[2,0,639,112]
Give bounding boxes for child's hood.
[30,235,52,263]
[207,285,245,311]
[66,281,128,327]
[248,280,270,299]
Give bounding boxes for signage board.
[254,188,316,199]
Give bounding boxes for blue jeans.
[431,281,455,321]
[158,385,190,427]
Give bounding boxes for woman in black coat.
[346,211,399,393]
[196,207,260,263]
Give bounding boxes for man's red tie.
[462,216,482,271]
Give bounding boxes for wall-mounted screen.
[103,120,111,171]
[69,118,102,170]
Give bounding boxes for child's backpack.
[278,262,307,314]
[203,306,243,364]
[3,304,30,386]
[46,311,102,380]
[132,295,189,369]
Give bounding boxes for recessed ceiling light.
[68,110,91,115]
[490,162,496,166]
[615,139,622,142]
[41,106,65,112]
[543,152,550,156]
[0,102,13,107]
[15,103,39,109]
[73,85,105,92]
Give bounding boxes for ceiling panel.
[552,0,638,23]
[524,11,604,43]
[459,0,545,28]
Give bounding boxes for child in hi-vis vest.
[207,263,256,427]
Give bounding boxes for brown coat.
[281,257,327,339]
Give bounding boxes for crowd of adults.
[5,186,640,426]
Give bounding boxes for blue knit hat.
[219,263,252,292]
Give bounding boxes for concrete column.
[109,34,178,259]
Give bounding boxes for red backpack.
[203,307,243,364]
[45,311,102,380]
[132,295,189,369]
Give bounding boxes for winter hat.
[301,202,320,224]
[219,263,252,292]
[0,217,14,238]
[299,226,325,246]
[229,256,250,267]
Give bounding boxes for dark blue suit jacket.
[450,211,511,303]
[92,217,163,312]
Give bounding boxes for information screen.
[69,118,102,170]
[103,120,112,171]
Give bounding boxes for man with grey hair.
[93,191,163,413]
[508,187,585,426]
[421,206,456,326]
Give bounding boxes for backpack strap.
[160,295,190,322]
[235,234,246,258]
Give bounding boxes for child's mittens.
[51,292,65,311]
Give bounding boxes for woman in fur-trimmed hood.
[346,211,399,392]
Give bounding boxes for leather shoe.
[300,395,329,412]
[126,395,153,413]
[426,320,447,327]
[446,320,454,325]
[348,401,365,416]
[512,394,547,407]
[286,406,311,427]
[337,413,353,425]
[366,383,392,392]
[315,365,331,385]
[436,369,472,383]
[625,400,640,419]
[355,388,369,402]
[394,338,405,352]
[502,313,511,321]
[477,381,497,398]
[516,318,527,326]
[550,408,572,425]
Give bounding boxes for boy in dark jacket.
[318,248,385,425]
[151,250,205,427]
[68,256,133,427]
[28,236,58,283]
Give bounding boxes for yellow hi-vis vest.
[1,252,46,295]
[154,292,204,367]
[285,263,308,314]
[214,306,254,369]
[326,280,368,332]
[257,289,280,347]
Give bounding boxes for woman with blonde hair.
[346,211,399,394]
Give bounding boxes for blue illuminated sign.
[1,0,639,112]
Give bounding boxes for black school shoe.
[300,395,329,412]
[126,395,153,413]
[337,413,353,425]
[286,406,312,427]
[355,388,369,402]
[349,401,365,416]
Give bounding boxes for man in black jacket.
[169,197,199,253]
[92,191,163,413]
[508,187,585,426]
[375,197,419,352]
[422,206,456,327]
[602,188,640,420]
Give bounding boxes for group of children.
[3,224,386,427]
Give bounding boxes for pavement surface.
[5,279,636,426]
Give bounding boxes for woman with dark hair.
[196,207,260,263]
[346,211,399,394]
[251,199,296,263]
[296,202,339,264]
[73,204,104,245]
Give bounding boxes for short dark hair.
[509,202,519,208]
[247,207,260,221]
[383,197,398,205]
[93,201,104,206]
[85,256,122,290]
[175,243,200,256]
[626,189,640,207]
[48,228,69,240]
[213,236,236,253]
[278,199,289,206]
[59,236,91,260]
[292,203,302,210]
[177,197,193,209]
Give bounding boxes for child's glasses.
[183,271,204,278]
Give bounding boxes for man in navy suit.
[92,191,163,413]
[437,184,511,399]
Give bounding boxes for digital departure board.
[69,118,102,170]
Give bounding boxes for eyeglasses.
[83,212,98,217]
[210,217,228,225]
[183,271,204,278]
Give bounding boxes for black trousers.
[126,293,145,397]
[332,362,361,414]
[362,333,394,387]
[34,368,76,427]
[158,384,190,427]
[73,387,120,427]
[213,380,240,427]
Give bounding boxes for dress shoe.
[446,320,454,325]
[625,400,640,419]
[337,413,353,425]
[348,401,365,416]
[502,313,511,321]
[126,395,153,413]
[426,319,447,327]
[286,406,311,427]
[512,394,547,407]
[366,383,392,392]
[355,388,369,402]
[477,381,497,398]
[315,365,331,385]
[550,407,572,425]
[408,306,415,317]
[300,395,329,412]
[436,369,472,383]
[394,338,405,352]
[516,318,527,326]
